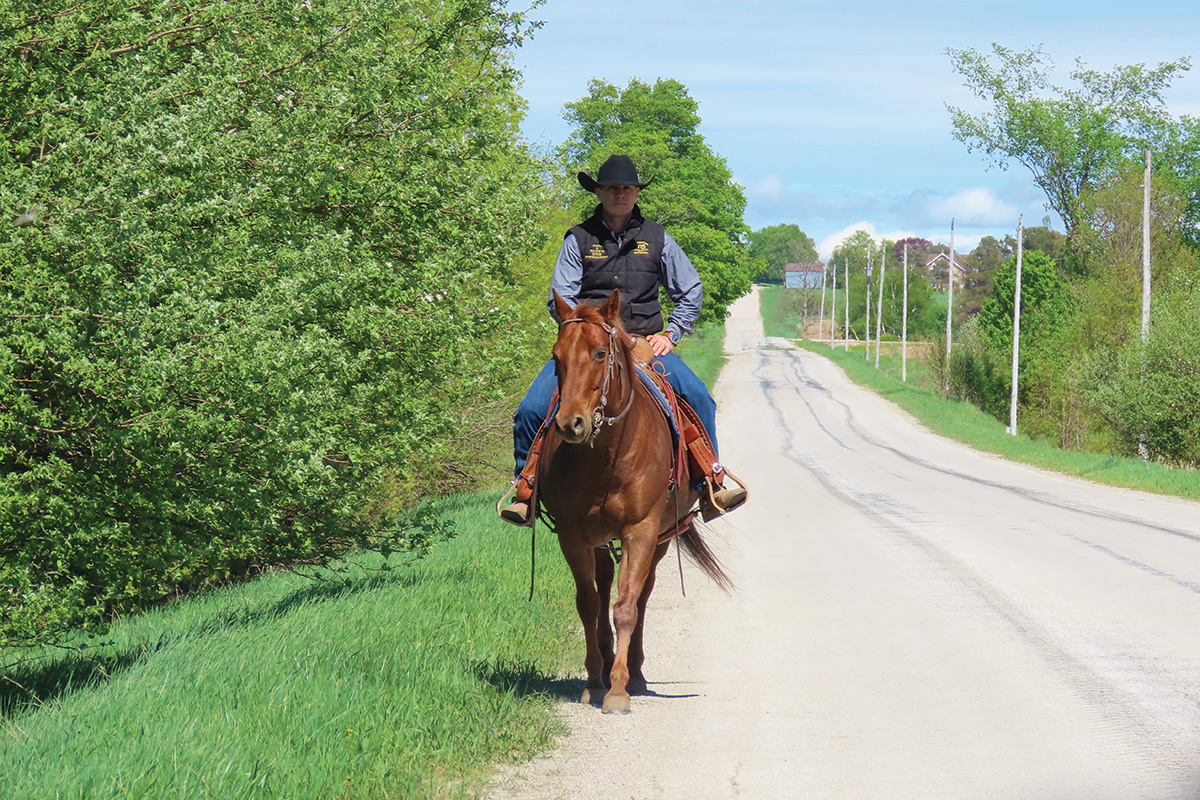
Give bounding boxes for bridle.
[558,318,633,446]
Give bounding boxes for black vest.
[569,206,666,336]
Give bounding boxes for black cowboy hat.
[577,154,652,192]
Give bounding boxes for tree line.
[756,44,1200,470]
[749,220,1068,342]
[0,2,753,645]
[945,44,1200,463]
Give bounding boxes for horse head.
[551,289,631,445]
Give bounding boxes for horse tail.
[677,523,734,593]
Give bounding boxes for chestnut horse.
[538,289,732,714]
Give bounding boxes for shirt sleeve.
[661,231,702,339]
[547,234,581,321]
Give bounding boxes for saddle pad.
[635,366,681,441]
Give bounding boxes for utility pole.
[875,241,885,369]
[843,252,850,352]
[865,242,872,361]
[1142,148,1153,344]
[945,218,955,392]
[1009,215,1023,436]
[1139,148,1153,460]
[946,218,955,357]
[902,242,909,382]
[830,256,838,347]
[818,261,828,341]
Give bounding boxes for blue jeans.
[513,352,718,475]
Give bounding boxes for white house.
[924,252,970,291]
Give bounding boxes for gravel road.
[488,287,1200,800]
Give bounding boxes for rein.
[558,317,634,446]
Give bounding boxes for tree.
[954,237,1007,318]
[972,235,1013,274]
[1022,226,1068,261]
[830,232,938,340]
[1089,286,1200,463]
[894,237,937,266]
[0,0,544,643]
[830,231,875,339]
[748,224,818,283]
[978,250,1067,354]
[945,44,1195,240]
[559,79,753,323]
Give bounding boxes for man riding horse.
[501,154,747,526]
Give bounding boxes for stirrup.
[496,478,536,528]
[699,466,749,522]
[499,500,534,527]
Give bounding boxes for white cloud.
[927,187,1019,227]
[816,222,920,261]
[737,173,788,203]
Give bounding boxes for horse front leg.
[603,525,659,714]
[558,534,605,705]
[627,539,671,696]
[594,546,616,687]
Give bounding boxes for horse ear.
[552,289,574,322]
[599,289,621,323]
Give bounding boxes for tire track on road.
[781,349,1200,548]
[756,349,1196,783]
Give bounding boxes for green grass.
[0,493,579,799]
[675,319,727,387]
[758,284,850,341]
[759,283,804,339]
[794,338,1200,502]
[761,281,1199,500]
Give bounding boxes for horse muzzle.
[555,411,592,444]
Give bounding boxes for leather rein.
[558,317,634,446]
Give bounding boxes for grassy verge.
[762,283,1200,500]
[0,493,578,800]
[793,337,1200,502]
[758,283,852,342]
[0,316,728,800]
[759,283,795,339]
[675,319,727,387]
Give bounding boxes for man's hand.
[647,333,675,357]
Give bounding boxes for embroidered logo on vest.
[584,244,607,260]
[632,241,651,255]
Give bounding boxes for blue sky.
[513,0,1200,258]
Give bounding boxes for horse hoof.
[602,693,631,714]
[626,676,648,696]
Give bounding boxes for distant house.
[784,262,825,289]
[924,252,970,291]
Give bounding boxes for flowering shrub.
[0,0,544,643]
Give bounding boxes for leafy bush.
[930,319,1008,417]
[0,0,544,643]
[1088,287,1200,463]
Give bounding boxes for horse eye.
[594,348,607,361]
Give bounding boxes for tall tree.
[1021,226,1068,261]
[956,236,1009,317]
[945,44,1196,240]
[978,250,1068,355]
[748,224,819,283]
[830,231,876,339]
[559,79,753,322]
